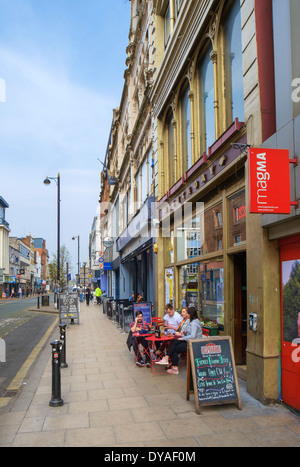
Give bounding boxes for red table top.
[145,334,175,342]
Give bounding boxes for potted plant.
[201,320,219,336]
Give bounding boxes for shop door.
[233,252,247,365]
[280,235,300,411]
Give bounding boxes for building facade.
[252,0,300,410]
[97,0,300,408]
[99,0,157,304]
[152,0,248,366]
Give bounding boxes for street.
[0,296,57,398]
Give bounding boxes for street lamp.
[44,173,61,286]
[72,235,80,286]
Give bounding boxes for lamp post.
[72,235,80,286]
[44,173,61,287]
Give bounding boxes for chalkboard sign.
[59,293,80,325]
[186,336,242,414]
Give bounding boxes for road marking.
[5,317,58,393]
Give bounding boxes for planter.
[202,326,218,336]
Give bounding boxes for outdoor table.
[145,334,176,375]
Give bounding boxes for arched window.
[199,43,215,153]
[180,83,192,172]
[224,0,244,123]
[166,110,175,186]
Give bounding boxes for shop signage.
[4,275,16,283]
[249,148,290,214]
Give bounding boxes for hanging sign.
[249,148,290,214]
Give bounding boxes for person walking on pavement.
[94,286,102,305]
[86,286,91,306]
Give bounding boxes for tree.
[48,245,72,290]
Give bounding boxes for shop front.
[117,196,156,305]
[157,133,248,365]
[279,235,300,411]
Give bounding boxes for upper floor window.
[164,4,171,46]
[199,43,215,153]
[180,82,192,172]
[176,0,183,14]
[224,0,244,123]
[166,110,175,186]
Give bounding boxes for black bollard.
[49,340,64,407]
[59,324,68,368]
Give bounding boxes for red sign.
[249,148,290,214]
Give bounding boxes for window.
[167,110,175,186]
[176,215,202,262]
[180,83,192,172]
[135,171,140,208]
[199,260,224,329]
[164,4,171,46]
[141,158,148,204]
[179,263,199,309]
[228,190,246,248]
[176,0,183,14]
[204,204,223,254]
[224,0,244,123]
[199,44,215,153]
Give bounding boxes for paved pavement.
[1,300,300,448]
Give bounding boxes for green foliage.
[283,260,300,342]
[48,245,71,290]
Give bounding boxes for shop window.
[228,190,246,248]
[204,203,223,254]
[223,0,244,123]
[199,260,224,330]
[179,263,199,310]
[165,267,175,306]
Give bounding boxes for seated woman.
[130,310,150,367]
[156,307,202,374]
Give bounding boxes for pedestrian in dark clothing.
[86,287,91,306]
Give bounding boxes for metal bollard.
[37,296,40,309]
[59,324,68,368]
[49,340,64,407]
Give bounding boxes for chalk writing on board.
[192,339,237,403]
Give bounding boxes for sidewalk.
[1,301,300,447]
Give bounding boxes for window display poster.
[282,259,300,343]
[133,302,152,326]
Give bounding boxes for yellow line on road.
[6,317,59,392]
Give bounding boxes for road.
[0,296,58,398]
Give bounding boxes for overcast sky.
[0,0,131,277]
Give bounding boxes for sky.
[0,0,131,278]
